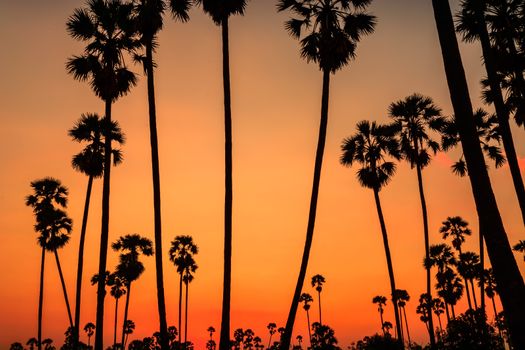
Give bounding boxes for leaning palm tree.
[169,235,198,345]
[341,120,403,344]
[84,322,95,348]
[277,2,376,347]
[310,274,325,325]
[26,178,73,350]
[388,93,444,347]
[182,257,198,350]
[68,113,124,345]
[66,2,138,348]
[193,1,246,348]
[372,295,387,335]
[430,1,525,347]
[299,293,313,346]
[112,234,154,349]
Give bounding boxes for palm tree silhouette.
[512,240,525,261]
[107,272,126,347]
[431,298,445,333]
[84,322,95,348]
[267,322,277,349]
[341,120,403,344]
[27,338,38,350]
[430,1,525,347]
[296,335,303,349]
[478,268,499,319]
[208,326,216,341]
[112,234,154,349]
[394,289,411,347]
[458,251,481,309]
[182,256,198,350]
[169,235,198,345]
[311,274,325,325]
[277,1,376,347]
[372,295,387,335]
[193,1,246,348]
[299,293,313,346]
[123,319,135,348]
[388,93,444,347]
[26,178,73,350]
[68,113,124,345]
[66,2,138,348]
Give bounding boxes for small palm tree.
[112,234,154,349]
[478,268,499,319]
[372,295,387,335]
[208,326,216,341]
[296,335,303,349]
[431,298,445,333]
[341,120,403,344]
[182,256,198,349]
[9,343,24,350]
[84,322,95,348]
[277,1,376,347]
[107,272,126,347]
[299,293,313,346]
[68,113,124,345]
[458,251,481,309]
[169,235,198,345]
[394,289,411,347]
[123,319,135,348]
[311,274,325,325]
[27,338,38,350]
[267,323,277,349]
[436,268,463,319]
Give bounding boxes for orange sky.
[1,0,524,348]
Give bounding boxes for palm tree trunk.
[219,15,233,350]
[54,251,73,329]
[95,99,112,350]
[379,309,385,335]
[437,314,443,333]
[415,163,436,347]
[145,39,169,350]
[184,281,189,350]
[114,298,119,347]
[431,1,525,348]
[121,284,131,349]
[178,273,183,344]
[444,302,450,323]
[451,304,456,319]
[398,305,404,341]
[403,306,411,346]
[74,175,94,346]
[470,279,478,309]
[373,187,403,346]
[317,291,322,325]
[281,68,331,350]
[268,334,273,349]
[491,296,498,320]
[306,310,312,347]
[38,247,45,350]
[464,276,473,310]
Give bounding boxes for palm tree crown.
[112,234,154,282]
[195,0,246,25]
[311,274,325,292]
[439,216,471,252]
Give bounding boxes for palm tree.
[106,272,126,347]
[299,293,313,346]
[512,240,525,261]
[388,93,444,347]
[193,1,246,348]
[84,322,95,348]
[68,113,124,345]
[277,2,376,348]
[27,338,38,350]
[267,323,277,349]
[112,234,154,349]
[182,256,198,349]
[458,251,481,309]
[478,268,499,319]
[430,1,525,347]
[431,298,445,333]
[66,2,138,347]
[26,178,73,350]
[123,319,135,348]
[394,289,411,347]
[311,274,325,325]
[426,244,458,320]
[169,235,198,345]
[436,268,464,320]
[372,295,387,335]
[296,335,303,349]
[208,326,216,341]
[341,120,403,344]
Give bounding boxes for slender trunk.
[451,304,455,319]
[281,68,331,350]
[431,1,525,347]
[184,281,189,350]
[403,306,411,346]
[95,99,112,350]
[121,284,131,349]
[379,309,385,335]
[268,334,273,349]
[474,0,525,226]
[373,187,403,346]
[464,275,473,310]
[492,296,498,320]
[113,298,119,347]
[398,305,404,341]
[480,229,485,315]
[38,247,45,350]
[317,291,322,325]
[306,310,312,347]
[54,251,73,328]
[74,175,94,346]
[444,302,450,323]
[415,163,436,347]
[470,279,478,309]
[219,16,233,350]
[437,314,443,333]
[178,273,183,344]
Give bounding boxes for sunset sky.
[1,0,524,348]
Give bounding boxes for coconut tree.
[182,256,198,350]
[311,274,325,325]
[112,234,154,349]
[341,120,403,344]
[299,293,313,345]
[68,113,124,345]
[388,93,444,347]
[26,178,73,350]
[84,322,95,348]
[430,0,525,347]
[277,2,376,347]
[169,235,198,345]
[394,289,411,346]
[372,295,387,335]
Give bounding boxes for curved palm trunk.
[54,251,73,328]
[74,175,94,346]
[178,273,183,345]
[306,310,312,347]
[95,99,113,350]
[121,284,131,349]
[415,163,436,347]
[184,281,189,350]
[403,306,411,346]
[281,68,330,350]
[431,1,525,348]
[38,247,45,350]
[113,297,119,347]
[317,291,322,325]
[219,15,233,350]
[372,187,403,346]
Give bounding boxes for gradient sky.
[1,0,524,348]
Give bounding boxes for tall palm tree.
[84,322,95,348]
[66,2,138,348]
[430,1,525,347]
[478,268,499,319]
[372,295,387,335]
[169,235,198,345]
[277,2,376,347]
[458,251,481,309]
[107,272,126,347]
[388,93,444,347]
[394,289,411,347]
[431,298,445,333]
[26,178,73,350]
[68,113,124,345]
[299,293,313,346]
[310,274,325,325]
[182,256,198,350]
[112,234,154,349]
[193,2,246,348]
[341,120,403,344]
